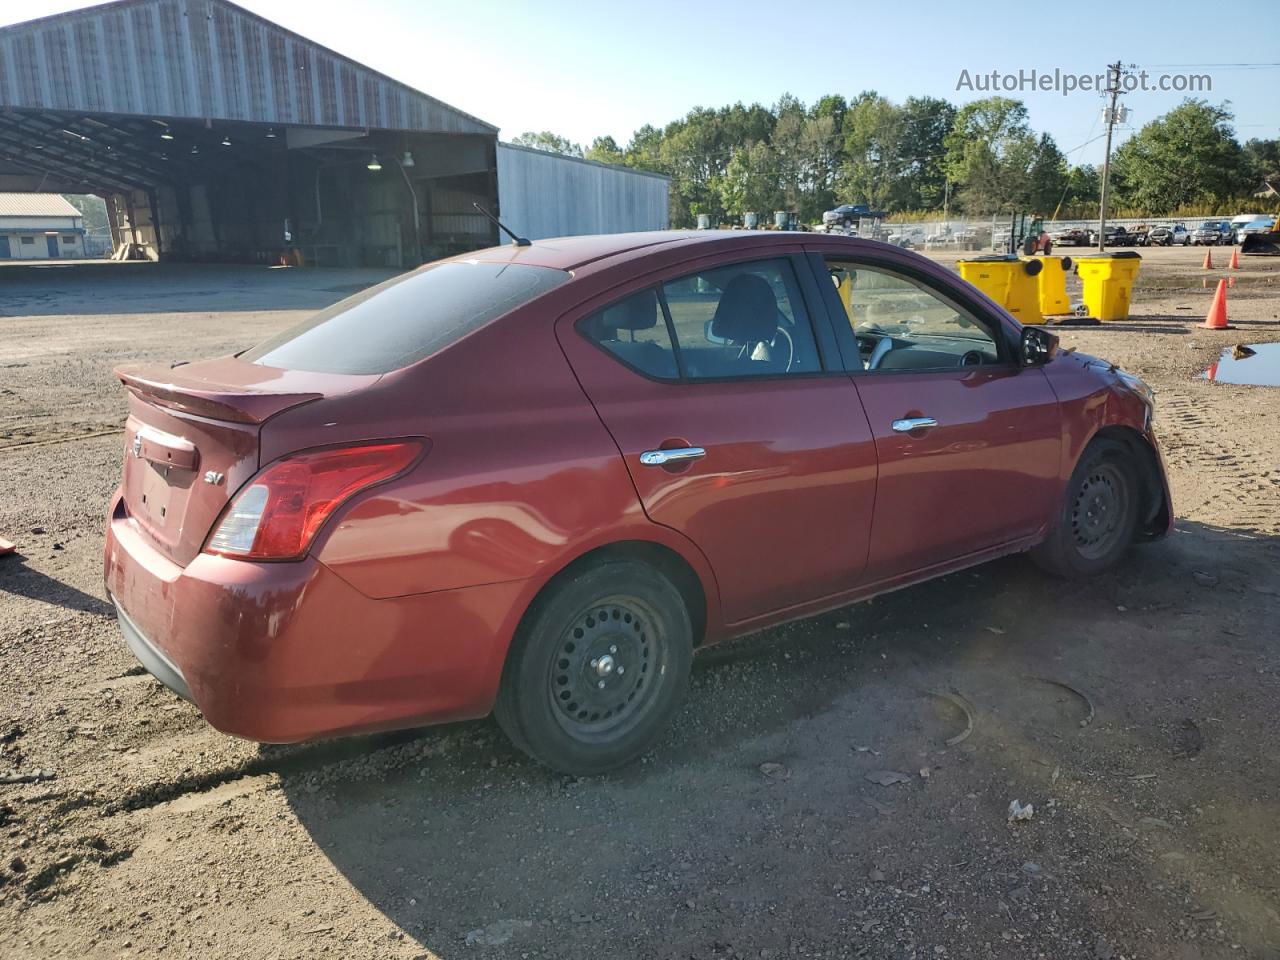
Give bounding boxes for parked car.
[1051,227,1090,247]
[1229,214,1271,243]
[1234,217,1275,244]
[1190,221,1232,245]
[105,232,1171,774]
[1147,223,1189,246]
[1129,225,1151,246]
[1090,225,1136,247]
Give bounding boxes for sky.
[5,0,1279,168]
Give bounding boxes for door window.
[578,258,823,381]
[824,260,1004,372]
[576,288,678,380]
[662,259,821,379]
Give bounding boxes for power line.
[1139,62,1280,69]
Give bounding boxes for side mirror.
[1020,326,1059,366]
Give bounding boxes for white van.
[1230,214,1273,244]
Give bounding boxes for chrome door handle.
[891,417,938,433]
[639,447,706,466]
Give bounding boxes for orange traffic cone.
[1202,250,1214,269]
[1202,278,1231,329]
[1229,248,1240,269]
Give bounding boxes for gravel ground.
[1,247,1278,960]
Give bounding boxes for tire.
[494,560,693,775]
[1031,439,1140,579]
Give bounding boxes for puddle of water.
[1201,342,1280,386]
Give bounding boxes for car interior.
[828,265,1002,371]
[582,260,1004,380]
[582,262,821,380]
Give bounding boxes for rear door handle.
[640,447,706,466]
[891,417,938,433]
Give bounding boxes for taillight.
[205,441,423,560]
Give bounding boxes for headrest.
[710,274,778,343]
[600,290,659,333]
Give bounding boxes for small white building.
[0,194,86,260]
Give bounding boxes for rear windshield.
[242,260,568,374]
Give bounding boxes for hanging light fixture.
[367,154,382,172]
[190,143,199,155]
[221,135,232,147]
[160,127,174,141]
[402,150,415,168]
[265,127,278,139]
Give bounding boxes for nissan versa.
[105,231,1171,774]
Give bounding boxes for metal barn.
[496,143,669,242]
[0,0,667,267]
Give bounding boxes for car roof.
[459,231,705,271]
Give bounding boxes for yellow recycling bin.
[1023,255,1073,316]
[1075,251,1142,321]
[957,255,1045,324]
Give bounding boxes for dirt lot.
[2,247,1279,960]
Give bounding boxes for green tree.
[719,141,780,217]
[837,91,906,210]
[897,96,956,209]
[585,135,624,166]
[1026,134,1069,215]
[1063,164,1101,214]
[943,97,1036,214]
[511,131,583,157]
[1242,137,1280,184]
[798,112,841,219]
[63,194,109,234]
[1111,99,1243,210]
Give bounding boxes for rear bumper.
[113,600,193,702]
[103,491,528,743]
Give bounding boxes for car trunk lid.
[116,356,375,566]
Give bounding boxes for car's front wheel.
[495,559,692,775]
[1031,439,1140,579]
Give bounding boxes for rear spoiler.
[115,364,321,424]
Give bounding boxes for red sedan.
[104,232,1171,774]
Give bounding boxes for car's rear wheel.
[1031,439,1140,579]
[495,560,692,775]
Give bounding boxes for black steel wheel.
[547,596,661,740]
[1068,461,1132,561]
[495,559,692,775]
[1032,439,1140,579]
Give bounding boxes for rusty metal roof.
[0,192,81,217]
[0,0,496,134]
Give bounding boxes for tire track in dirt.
[1157,388,1280,533]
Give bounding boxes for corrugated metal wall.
[0,0,494,134]
[496,143,669,241]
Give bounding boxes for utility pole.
[1097,60,1128,252]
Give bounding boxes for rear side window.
[577,289,679,379]
[578,258,823,381]
[243,260,568,374]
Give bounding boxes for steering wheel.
[960,350,984,367]
[867,336,895,370]
[771,325,795,372]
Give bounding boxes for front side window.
[825,259,1003,372]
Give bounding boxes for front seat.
[710,274,780,371]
